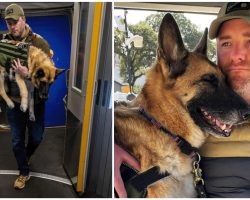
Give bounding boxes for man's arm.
[114,144,140,198]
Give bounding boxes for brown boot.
[14,175,30,189]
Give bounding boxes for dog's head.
[32,67,64,100]
[153,14,250,138]
[29,47,65,100]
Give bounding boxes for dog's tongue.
[215,119,225,130]
[213,118,233,137]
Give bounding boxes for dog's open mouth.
[200,108,233,137]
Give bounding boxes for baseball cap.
[209,2,250,39]
[5,4,24,20]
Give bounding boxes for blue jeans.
[7,102,45,176]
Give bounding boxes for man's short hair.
[5,4,25,21]
[209,2,250,39]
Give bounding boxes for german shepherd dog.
[0,42,64,121]
[114,14,250,197]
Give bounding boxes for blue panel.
[0,15,71,127]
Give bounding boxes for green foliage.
[114,22,157,91]
[133,84,143,94]
[146,12,216,61]
[114,11,217,93]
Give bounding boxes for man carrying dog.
[115,2,250,198]
[2,3,51,189]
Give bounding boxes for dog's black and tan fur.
[0,42,64,120]
[115,14,249,197]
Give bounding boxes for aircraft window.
[74,3,89,89]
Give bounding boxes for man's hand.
[11,58,28,78]
[114,144,140,198]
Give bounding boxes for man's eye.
[221,42,231,47]
[7,21,16,25]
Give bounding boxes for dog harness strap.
[138,107,197,157]
[122,164,170,198]
[129,166,169,191]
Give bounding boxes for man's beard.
[11,27,24,38]
[11,31,20,37]
[231,78,250,102]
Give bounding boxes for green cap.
[5,4,24,20]
[209,2,250,39]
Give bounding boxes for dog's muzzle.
[38,82,49,100]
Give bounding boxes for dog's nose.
[241,108,250,121]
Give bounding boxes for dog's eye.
[201,74,218,87]
[36,69,45,78]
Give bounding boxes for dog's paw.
[29,113,36,121]
[20,104,28,112]
[7,101,15,109]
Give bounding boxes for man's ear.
[21,16,26,22]
[55,68,65,77]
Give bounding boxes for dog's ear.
[158,13,188,78]
[55,68,65,78]
[194,28,208,56]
